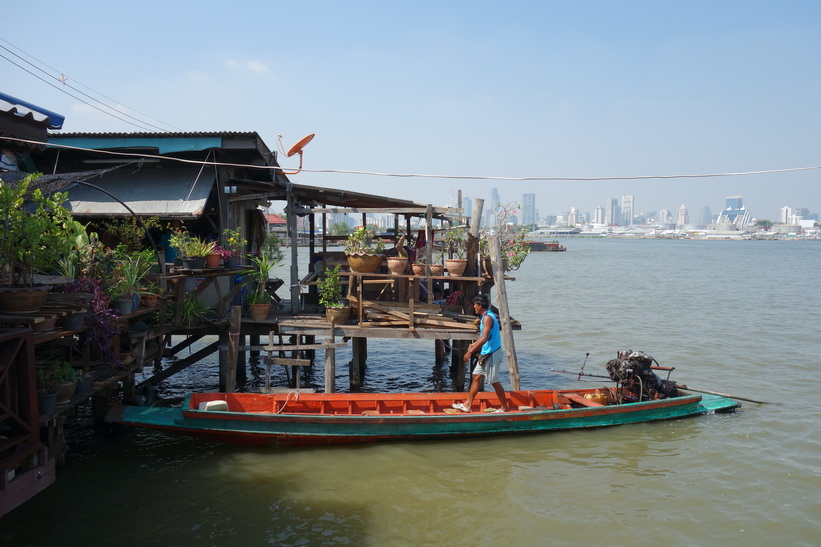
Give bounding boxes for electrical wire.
[0,40,178,132]
[4,136,820,183]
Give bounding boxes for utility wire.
[5,136,820,183]
[0,40,179,132]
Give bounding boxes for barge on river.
[106,388,739,447]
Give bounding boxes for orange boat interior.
[187,389,617,416]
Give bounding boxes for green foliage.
[443,226,467,259]
[168,293,213,326]
[329,222,350,236]
[247,253,282,305]
[344,226,385,255]
[101,216,161,252]
[0,174,76,285]
[260,232,284,263]
[184,236,217,258]
[317,265,344,309]
[37,361,81,393]
[222,227,246,255]
[480,228,531,272]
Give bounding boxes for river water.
[2,239,820,546]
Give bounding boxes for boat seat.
[199,400,229,411]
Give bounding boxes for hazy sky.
[3,0,820,221]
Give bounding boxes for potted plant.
[385,234,409,275]
[180,236,216,269]
[138,280,161,308]
[245,254,280,320]
[0,174,76,311]
[222,227,247,267]
[318,265,350,324]
[38,360,82,408]
[169,293,213,326]
[443,226,468,276]
[344,226,385,273]
[108,252,153,314]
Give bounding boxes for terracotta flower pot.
[445,258,468,277]
[0,285,51,313]
[204,253,222,268]
[248,303,271,320]
[386,257,408,275]
[346,253,383,273]
[325,306,351,325]
[411,264,426,276]
[429,264,445,276]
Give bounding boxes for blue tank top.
[480,310,501,355]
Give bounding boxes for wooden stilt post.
[224,305,241,392]
[324,321,336,393]
[351,337,365,391]
[488,235,520,390]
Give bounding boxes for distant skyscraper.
[567,207,579,226]
[490,188,501,211]
[521,193,536,226]
[716,195,751,227]
[594,206,605,224]
[677,205,689,226]
[780,206,792,224]
[605,198,620,226]
[698,206,712,226]
[657,209,671,224]
[621,194,634,225]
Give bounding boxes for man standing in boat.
[453,294,510,413]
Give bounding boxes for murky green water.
[2,239,820,546]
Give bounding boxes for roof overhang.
[0,92,65,144]
[64,167,216,218]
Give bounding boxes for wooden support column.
[324,331,336,393]
[288,193,300,315]
[488,235,520,390]
[464,198,484,314]
[351,337,366,391]
[435,339,445,365]
[451,340,467,391]
[223,306,241,392]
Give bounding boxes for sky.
[3,0,820,222]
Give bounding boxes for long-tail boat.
[106,387,740,448]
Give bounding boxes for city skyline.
[3,2,819,223]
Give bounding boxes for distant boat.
[106,388,739,447]
[527,240,566,252]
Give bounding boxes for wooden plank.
[564,393,605,407]
[488,235,520,391]
[268,357,311,367]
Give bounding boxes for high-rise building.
[780,206,792,224]
[567,207,579,226]
[698,206,713,226]
[677,205,689,226]
[521,193,536,226]
[621,194,634,226]
[594,206,605,224]
[716,195,751,227]
[605,198,620,226]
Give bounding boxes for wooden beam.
[488,235,520,391]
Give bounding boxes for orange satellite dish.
[278,133,315,175]
[286,133,315,158]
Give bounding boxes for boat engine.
[605,350,678,400]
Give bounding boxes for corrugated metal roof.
[0,92,65,130]
[65,167,215,218]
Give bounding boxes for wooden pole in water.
[224,305,241,392]
[488,235,520,390]
[324,321,336,393]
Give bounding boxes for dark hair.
[474,294,489,308]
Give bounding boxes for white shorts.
[472,350,502,384]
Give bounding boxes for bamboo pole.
[488,235,520,390]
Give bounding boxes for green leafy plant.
[344,226,385,255]
[183,236,217,258]
[317,265,345,309]
[246,253,281,306]
[222,227,246,256]
[169,293,213,326]
[101,216,161,252]
[443,226,467,259]
[480,228,531,272]
[37,361,82,394]
[0,174,76,286]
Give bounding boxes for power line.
[0,39,179,132]
[5,136,820,182]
